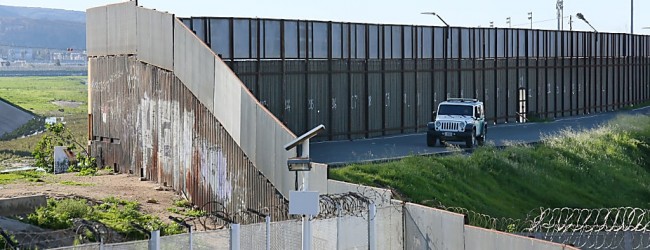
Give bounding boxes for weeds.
[0,171,44,184]
[25,197,184,240]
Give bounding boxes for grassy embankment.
[0,76,88,170]
[330,114,650,219]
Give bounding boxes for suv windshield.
[438,105,473,116]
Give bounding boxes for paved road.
[311,106,650,165]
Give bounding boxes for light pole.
[576,13,597,32]
[284,125,325,250]
[422,12,450,105]
[528,12,533,29]
[631,0,634,34]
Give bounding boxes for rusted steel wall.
[89,56,290,223]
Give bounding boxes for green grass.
[330,114,650,219]
[0,170,45,184]
[59,180,95,186]
[0,77,88,168]
[0,76,87,115]
[26,197,184,240]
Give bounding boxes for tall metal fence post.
[368,203,377,250]
[337,202,342,250]
[231,224,241,250]
[266,216,271,250]
[149,230,160,250]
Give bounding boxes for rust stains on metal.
[89,56,289,224]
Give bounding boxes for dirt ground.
[0,172,182,224]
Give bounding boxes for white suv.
[427,98,487,148]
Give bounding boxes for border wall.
[86,2,323,223]
[182,17,650,141]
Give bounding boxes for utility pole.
[556,0,564,30]
[490,21,494,28]
[506,17,511,28]
[569,15,573,31]
[528,12,533,29]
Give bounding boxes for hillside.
[0,5,85,49]
[330,114,650,219]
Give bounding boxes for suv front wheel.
[427,135,437,147]
[465,132,477,148]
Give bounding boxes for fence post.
[368,203,377,250]
[231,224,240,250]
[266,216,271,250]
[149,230,160,250]
[337,202,342,250]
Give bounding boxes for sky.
[0,0,649,34]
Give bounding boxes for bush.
[24,197,184,240]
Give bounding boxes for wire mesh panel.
[98,240,148,250]
[270,220,302,249]
[312,217,337,250]
[241,222,267,250]
[191,230,231,250]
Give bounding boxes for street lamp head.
[421,12,436,16]
[576,13,586,21]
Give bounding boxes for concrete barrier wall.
[136,7,174,70]
[172,17,298,197]
[376,205,404,250]
[0,195,46,216]
[465,226,579,250]
[87,2,137,57]
[173,20,215,114]
[404,203,466,250]
[86,6,107,57]
[308,163,328,194]
[106,2,136,56]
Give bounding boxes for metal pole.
[336,202,342,250]
[368,203,377,250]
[265,216,271,250]
[231,224,241,250]
[150,230,160,250]
[301,139,311,250]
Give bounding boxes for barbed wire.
[439,206,527,232]
[316,192,371,219]
[0,219,109,250]
[526,207,650,233]
[437,206,650,249]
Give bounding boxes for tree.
[32,123,95,174]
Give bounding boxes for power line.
[511,15,571,28]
